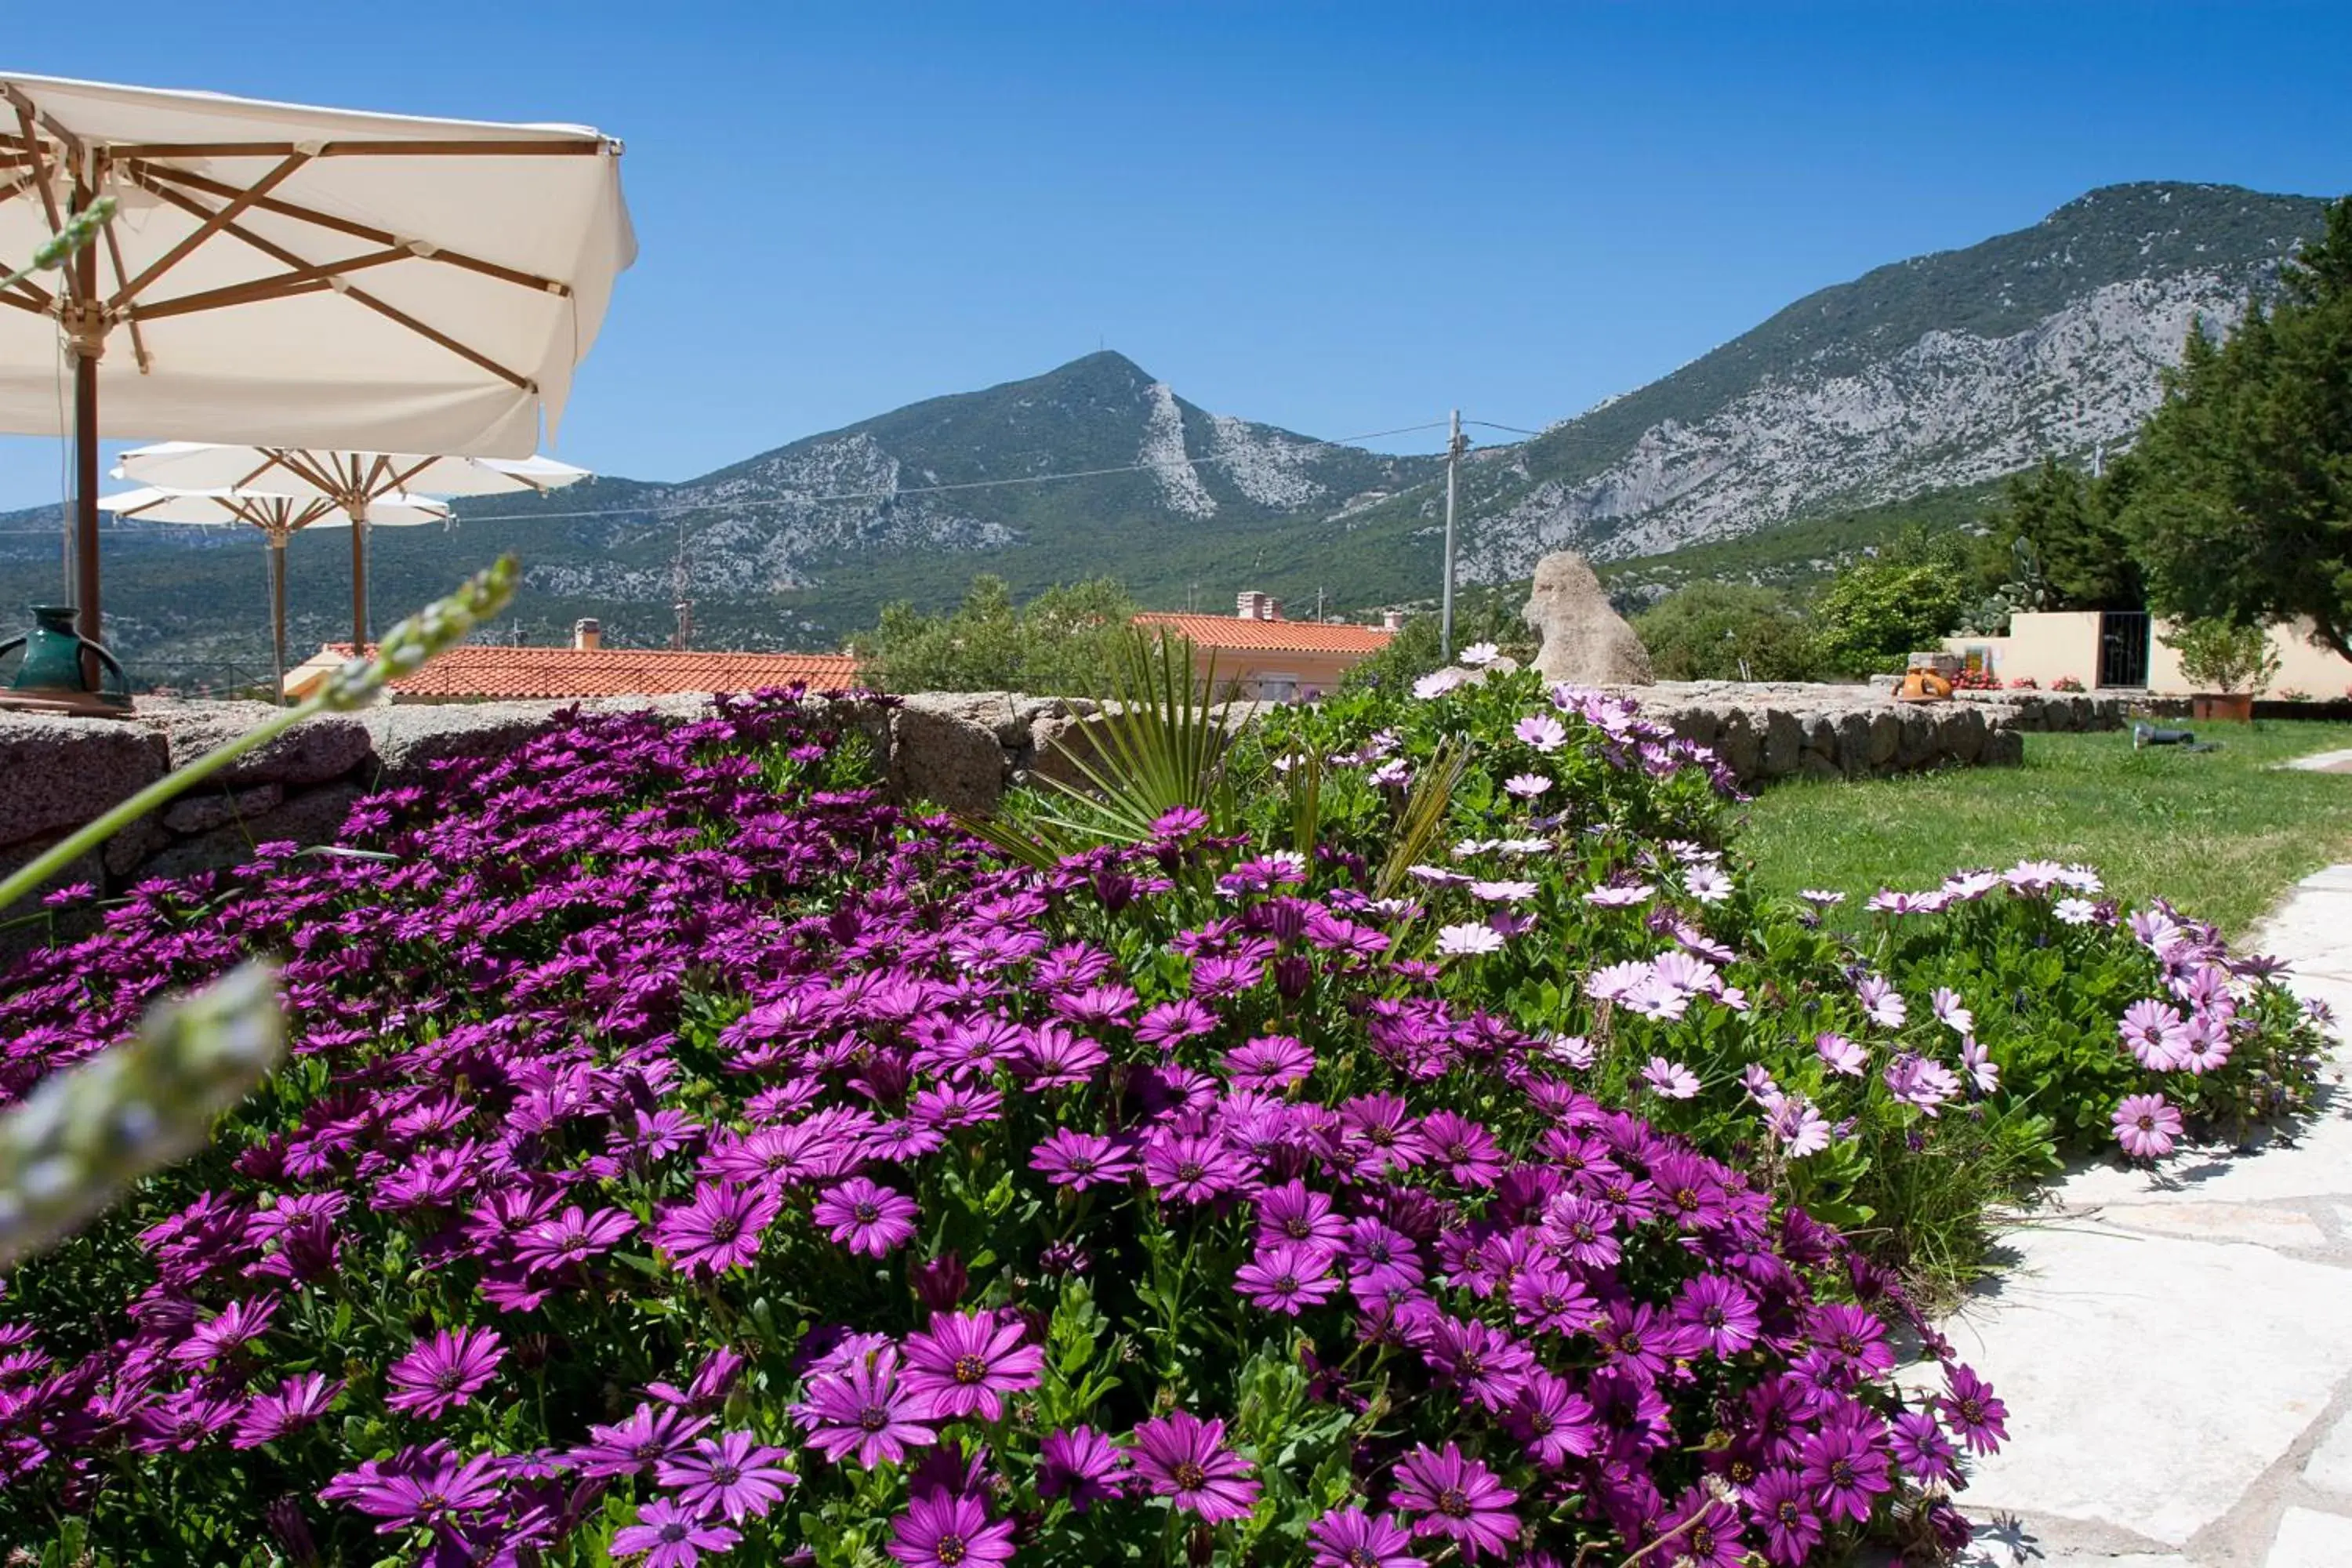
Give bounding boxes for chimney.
[572,618,602,652]
[1235,590,1283,622]
[1381,609,1406,632]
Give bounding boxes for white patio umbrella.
[114,441,590,649]
[100,485,449,701]
[0,71,633,665]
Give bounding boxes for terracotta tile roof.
[1132,612,1396,655]
[296,643,862,702]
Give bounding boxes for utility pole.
[1441,408,1465,661]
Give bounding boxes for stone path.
[1944,863,2352,1566]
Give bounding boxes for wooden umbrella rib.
[7,96,64,238]
[132,275,337,321]
[125,166,535,392]
[109,148,314,308]
[132,162,571,296]
[97,216,153,371]
[131,246,411,321]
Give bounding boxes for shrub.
[0,689,1992,1566]
[2050,676,2085,693]
[1949,669,1999,691]
[2004,677,2039,691]
[855,575,1138,695]
[1247,670,2327,1294]
[1813,564,1967,678]
[1631,583,1825,683]
[2158,618,2281,695]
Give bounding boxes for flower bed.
[0,677,2325,1566]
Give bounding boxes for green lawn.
[1737,720,2352,937]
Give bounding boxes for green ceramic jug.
[0,606,131,710]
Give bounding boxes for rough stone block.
[361,704,576,785]
[900,691,1026,747]
[1760,710,1802,778]
[141,783,363,881]
[1714,710,1761,781]
[1982,728,2026,767]
[1866,710,1900,767]
[1836,711,1876,776]
[1944,706,1986,763]
[162,782,285,835]
[0,711,169,851]
[1027,711,1109,792]
[890,704,1007,815]
[135,701,372,787]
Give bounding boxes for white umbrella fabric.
[0,71,633,659]
[99,485,448,700]
[114,441,590,648]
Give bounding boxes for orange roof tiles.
[1132,612,1396,655]
[314,644,862,702]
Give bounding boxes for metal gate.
[2098,611,2151,689]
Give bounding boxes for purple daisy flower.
[1305,1506,1421,1568]
[2112,1093,2183,1161]
[1889,1407,1959,1486]
[1798,1420,1892,1525]
[1130,1410,1261,1522]
[1223,1034,1314,1089]
[612,1498,739,1568]
[569,1403,713,1479]
[653,1181,781,1276]
[797,1345,938,1466]
[385,1326,504,1421]
[1504,1368,1599,1468]
[1141,1131,1248,1203]
[1390,1442,1520,1560]
[1037,1424,1129,1511]
[1745,1468,1822,1566]
[1668,1484,1748,1568]
[655,1429,797,1523]
[1940,1365,2009,1454]
[513,1204,638,1276]
[1255,1180,1348,1249]
[1676,1274,1762,1357]
[813,1177,920,1257]
[901,1309,1044,1420]
[231,1372,341,1449]
[1029,1128,1138,1190]
[887,1489,1015,1568]
[1235,1240,1341,1316]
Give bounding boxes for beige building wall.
[1194,649,1366,702]
[1947,612,2352,696]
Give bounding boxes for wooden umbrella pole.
[268,533,288,706]
[348,499,368,655]
[70,183,103,688]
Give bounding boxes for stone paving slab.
[2267,1508,2352,1566]
[1940,866,2352,1567]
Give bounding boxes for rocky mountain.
[1330,182,2332,588]
[0,353,1440,685]
[0,181,2332,688]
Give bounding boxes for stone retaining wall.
[1610,681,2122,786]
[0,681,2122,924]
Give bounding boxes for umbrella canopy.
[114,441,590,499]
[100,485,451,530]
[100,484,450,700]
[114,440,590,649]
[0,71,633,655]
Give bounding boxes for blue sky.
[4,1,2350,511]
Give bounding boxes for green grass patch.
[1737,720,2352,937]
